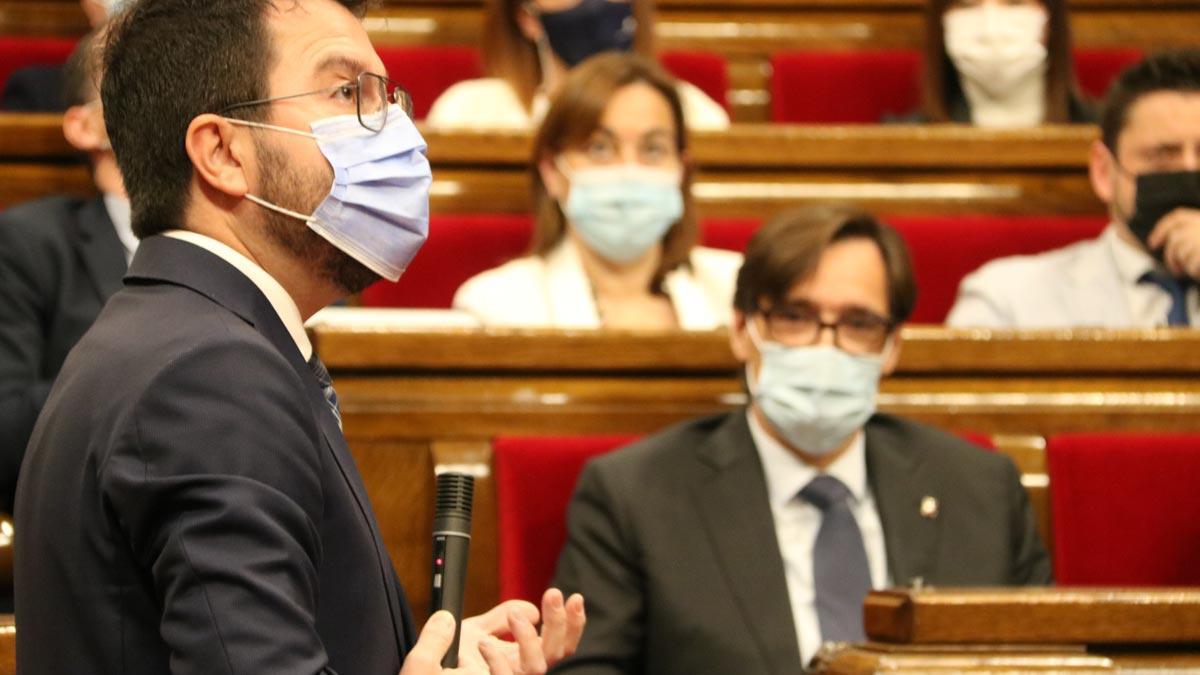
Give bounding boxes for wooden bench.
[307,325,1200,623]
[0,113,1105,216]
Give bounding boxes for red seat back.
[375,45,483,120]
[493,435,639,603]
[359,213,533,308]
[1074,48,1143,101]
[660,50,730,115]
[770,50,921,123]
[1047,433,1200,586]
[887,214,1107,323]
[0,36,77,101]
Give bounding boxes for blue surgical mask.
[539,0,636,67]
[226,104,431,282]
[559,161,684,265]
[747,322,885,455]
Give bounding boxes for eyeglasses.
[219,72,413,133]
[758,303,894,355]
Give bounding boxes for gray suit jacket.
[551,411,1051,675]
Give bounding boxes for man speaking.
[14,1,583,673]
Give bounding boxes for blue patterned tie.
[800,474,871,643]
[1139,271,1191,327]
[307,354,342,429]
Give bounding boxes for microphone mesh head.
[435,472,475,518]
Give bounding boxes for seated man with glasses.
[949,49,1200,327]
[551,204,1051,675]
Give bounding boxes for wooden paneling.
[314,326,1200,623]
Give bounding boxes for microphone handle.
[431,528,471,667]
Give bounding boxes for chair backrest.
[770,50,922,123]
[359,213,533,308]
[1074,48,1143,101]
[660,49,730,114]
[1047,433,1200,586]
[375,45,484,120]
[0,36,77,103]
[493,435,639,603]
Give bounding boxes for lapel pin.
[920,495,939,519]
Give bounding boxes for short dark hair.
[101,0,370,239]
[734,205,917,324]
[62,31,100,108]
[1101,50,1200,152]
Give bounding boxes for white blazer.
[425,77,731,131]
[946,225,1200,328]
[453,240,743,329]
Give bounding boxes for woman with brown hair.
[918,0,1095,126]
[426,0,728,131]
[453,53,740,329]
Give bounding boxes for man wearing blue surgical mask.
[949,50,1200,327]
[553,205,1049,674]
[14,1,585,673]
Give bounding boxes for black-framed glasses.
[219,72,413,133]
[759,302,894,355]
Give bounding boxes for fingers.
[478,637,514,675]
[562,593,586,659]
[400,611,458,675]
[539,589,568,663]
[463,599,539,638]
[509,608,548,673]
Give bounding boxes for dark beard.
[254,136,381,295]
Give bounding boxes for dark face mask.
[539,0,636,68]
[1128,170,1200,260]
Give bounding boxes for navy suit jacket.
[1,65,66,112]
[15,234,415,674]
[552,412,1052,675]
[0,194,125,513]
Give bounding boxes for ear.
[184,113,252,200]
[1089,139,1116,208]
[729,309,753,362]
[61,104,109,153]
[881,329,902,377]
[516,2,544,42]
[539,153,568,202]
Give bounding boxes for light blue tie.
[800,474,871,643]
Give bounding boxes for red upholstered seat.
[887,214,1107,323]
[1047,433,1200,586]
[359,213,533,308]
[0,36,77,100]
[493,435,640,604]
[1074,48,1143,100]
[375,45,483,120]
[770,50,922,123]
[660,50,730,115]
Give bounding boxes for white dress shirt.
[163,230,313,360]
[747,410,889,667]
[1106,225,1200,327]
[103,192,138,264]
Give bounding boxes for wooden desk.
[0,114,1103,217]
[310,325,1200,623]
[814,588,1200,672]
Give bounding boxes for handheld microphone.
[431,472,474,667]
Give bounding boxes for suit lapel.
[865,418,942,587]
[690,413,802,674]
[74,197,127,301]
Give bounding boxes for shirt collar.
[747,408,868,512]
[102,193,138,264]
[162,230,313,360]
[1106,222,1161,284]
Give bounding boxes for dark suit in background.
[0,194,124,514]
[0,65,67,112]
[15,235,414,673]
[552,411,1051,675]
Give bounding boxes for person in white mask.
[551,204,1050,674]
[454,53,741,330]
[917,0,1095,126]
